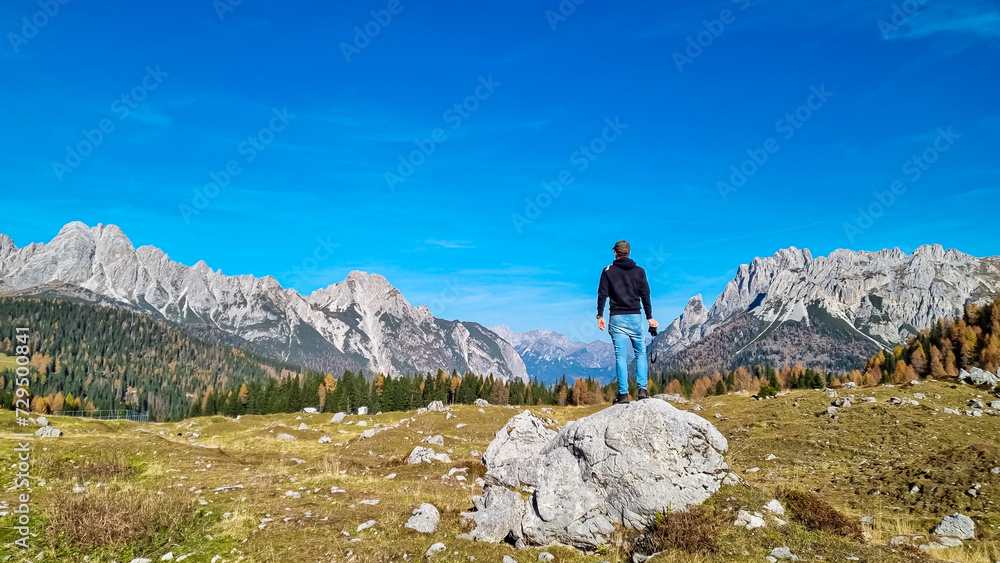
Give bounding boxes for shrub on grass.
[47,483,196,550]
[649,505,721,554]
[782,489,864,541]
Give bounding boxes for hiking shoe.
[637,388,649,400]
[613,393,630,405]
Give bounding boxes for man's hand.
[648,318,659,329]
[598,317,606,331]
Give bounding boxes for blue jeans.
[609,314,647,395]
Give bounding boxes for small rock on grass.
[770,546,795,560]
[933,513,976,540]
[35,427,63,438]
[425,542,446,558]
[357,520,376,532]
[421,435,445,446]
[735,510,765,529]
[938,537,964,548]
[538,553,555,562]
[405,503,441,533]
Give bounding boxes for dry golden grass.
[46,482,196,550]
[36,448,136,481]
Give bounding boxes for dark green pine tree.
[203,390,217,416]
[188,393,202,418]
[287,376,302,412]
[349,370,369,412]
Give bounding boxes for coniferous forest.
[0,297,317,421]
[0,298,587,420]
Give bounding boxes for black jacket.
[597,258,652,318]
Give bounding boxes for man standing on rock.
[597,240,658,405]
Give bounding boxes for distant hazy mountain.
[491,326,616,384]
[650,245,1000,373]
[0,222,528,381]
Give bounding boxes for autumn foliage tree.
[862,297,1000,384]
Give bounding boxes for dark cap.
[612,240,630,255]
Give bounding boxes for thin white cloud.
[425,239,475,249]
[888,3,1000,41]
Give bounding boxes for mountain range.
[489,326,616,384]
[0,222,528,381]
[648,245,1000,373]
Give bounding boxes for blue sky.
[2,0,998,343]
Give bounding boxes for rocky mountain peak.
[309,270,428,324]
[55,220,92,238]
[489,325,516,345]
[0,234,15,261]
[684,294,707,314]
[764,246,813,269]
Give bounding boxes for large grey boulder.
[330,412,346,423]
[35,427,63,438]
[961,368,1000,387]
[35,416,50,427]
[933,513,976,540]
[427,400,447,412]
[461,400,729,550]
[357,406,368,415]
[474,398,490,407]
[404,503,440,533]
